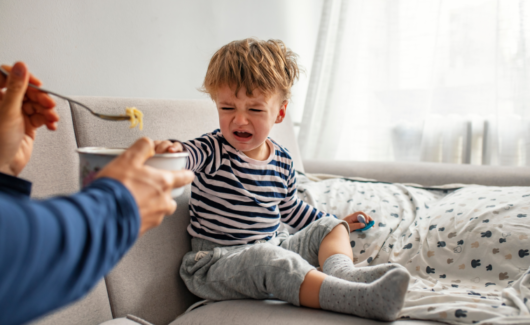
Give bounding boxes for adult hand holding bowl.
[78,138,194,236]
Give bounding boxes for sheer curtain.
[298,0,530,166]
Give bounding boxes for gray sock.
[323,254,405,283]
[318,268,410,321]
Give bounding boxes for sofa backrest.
[303,160,530,187]
[69,97,304,324]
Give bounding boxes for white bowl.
[76,147,189,197]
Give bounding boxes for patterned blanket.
[296,173,530,325]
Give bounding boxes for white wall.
[0,0,323,124]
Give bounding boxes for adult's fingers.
[25,87,56,108]
[29,112,59,131]
[165,195,178,215]
[1,62,29,119]
[37,90,56,108]
[22,102,59,132]
[1,64,42,87]
[23,102,59,119]
[121,137,155,167]
[2,65,54,109]
[22,102,36,115]
[45,120,58,131]
[171,169,195,188]
[29,114,48,130]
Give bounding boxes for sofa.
[21,97,530,325]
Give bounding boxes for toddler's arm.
[154,140,183,153]
[153,133,217,173]
[279,164,336,230]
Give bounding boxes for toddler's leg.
[317,220,408,284]
[181,239,315,305]
[322,254,407,283]
[281,217,410,320]
[280,217,351,267]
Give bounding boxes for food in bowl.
[125,107,144,130]
[76,147,188,197]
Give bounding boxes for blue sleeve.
[0,174,140,325]
[0,171,32,196]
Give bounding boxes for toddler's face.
[214,85,287,160]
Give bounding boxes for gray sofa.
[22,97,530,325]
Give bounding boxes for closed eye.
[249,109,263,112]
[221,107,234,110]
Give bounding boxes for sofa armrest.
[302,159,530,187]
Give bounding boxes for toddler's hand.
[342,211,373,232]
[154,140,184,154]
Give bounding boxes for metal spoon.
[0,67,129,121]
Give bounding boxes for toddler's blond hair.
[202,38,300,100]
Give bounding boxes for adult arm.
[0,174,139,325]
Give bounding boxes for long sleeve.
[0,174,140,325]
[279,163,336,231]
[182,131,222,173]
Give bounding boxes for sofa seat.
[170,300,441,325]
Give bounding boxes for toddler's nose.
[233,112,248,125]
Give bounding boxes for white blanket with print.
[296,173,530,325]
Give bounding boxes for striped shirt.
[183,129,335,245]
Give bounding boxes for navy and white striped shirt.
[183,129,334,245]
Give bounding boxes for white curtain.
[299,0,530,166]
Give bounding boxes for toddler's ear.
[275,101,288,123]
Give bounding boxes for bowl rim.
[76,146,189,158]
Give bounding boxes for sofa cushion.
[169,300,442,325]
[28,280,112,325]
[19,97,79,197]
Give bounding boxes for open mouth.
[234,131,253,139]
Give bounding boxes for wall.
[0,0,323,125]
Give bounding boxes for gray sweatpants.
[180,217,348,306]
